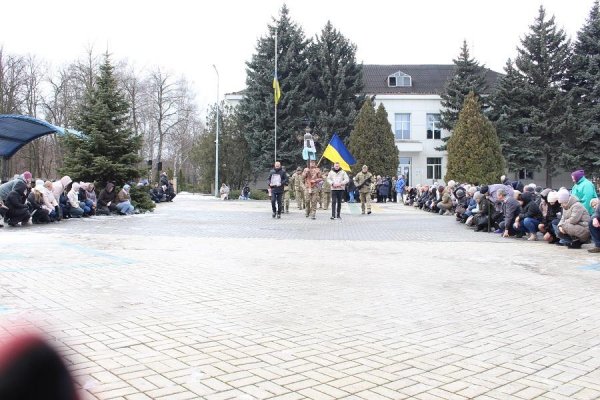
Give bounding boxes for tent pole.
[1,157,8,183]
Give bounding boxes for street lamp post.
[213,64,220,198]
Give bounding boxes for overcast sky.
[0,0,594,115]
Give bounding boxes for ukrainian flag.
[273,72,281,105]
[322,133,356,172]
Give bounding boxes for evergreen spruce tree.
[238,5,311,173]
[488,59,540,175]
[129,185,155,212]
[445,92,505,184]
[567,0,600,176]
[61,54,142,186]
[513,6,572,187]
[348,98,397,176]
[373,103,399,177]
[439,40,488,148]
[305,21,364,145]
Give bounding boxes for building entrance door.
[398,157,411,186]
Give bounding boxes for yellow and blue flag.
[322,133,356,172]
[273,72,281,105]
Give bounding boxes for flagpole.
[274,28,278,162]
[316,134,332,167]
[316,153,324,167]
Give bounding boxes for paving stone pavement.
[1,193,600,400]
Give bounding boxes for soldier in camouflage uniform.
[303,160,323,219]
[283,178,290,213]
[354,165,373,214]
[320,170,331,210]
[290,167,305,210]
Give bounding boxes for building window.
[427,157,442,180]
[394,113,411,140]
[387,71,412,87]
[426,113,441,140]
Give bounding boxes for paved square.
[1,194,600,399]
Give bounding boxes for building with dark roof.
[362,64,501,95]
[361,65,501,186]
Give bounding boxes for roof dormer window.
[388,71,412,87]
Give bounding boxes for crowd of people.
[0,171,176,228]
[268,161,406,220]
[148,172,176,203]
[406,170,600,252]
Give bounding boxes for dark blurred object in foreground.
[0,334,78,400]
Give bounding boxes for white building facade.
[373,93,446,186]
[362,64,501,187]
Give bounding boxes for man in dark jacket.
[0,172,31,203]
[514,191,543,240]
[5,181,30,226]
[160,172,169,188]
[97,182,117,214]
[166,182,176,202]
[498,188,521,238]
[268,161,288,219]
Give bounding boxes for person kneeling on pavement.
[97,182,118,214]
[513,192,543,241]
[589,198,600,253]
[116,184,135,215]
[437,185,454,216]
[165,182,176,202]
[556,188,590,249]
[149,183,165,203]
[498,188,521,238]
[42,181,59,221]
[28,180,51,224]
[539,190,561,244]
[4,180,30,226]
[67,182,89,218]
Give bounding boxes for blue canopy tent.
[0,115,68,181]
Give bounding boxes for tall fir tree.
[61,54,142,185]
[567,0,600,176]
[348,98,376,174]
[238,5,311,173]
[348,98,398,176]
[304,21,364,146]
[373,103,399,177]
[445,92,505,184]
[488,59,540,175]
[439,40,488,142]
[514,6,572,187]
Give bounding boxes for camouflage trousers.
[359,192,371,213]
[319,191,331,210]
[295,189,305,209]
[305,190,319,217]
[284,191,290,212]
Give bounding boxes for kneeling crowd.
[406,170,600,252]
[0,171,155,227]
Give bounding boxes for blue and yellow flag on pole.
[322,133,356,172]
[273,72,281,105]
